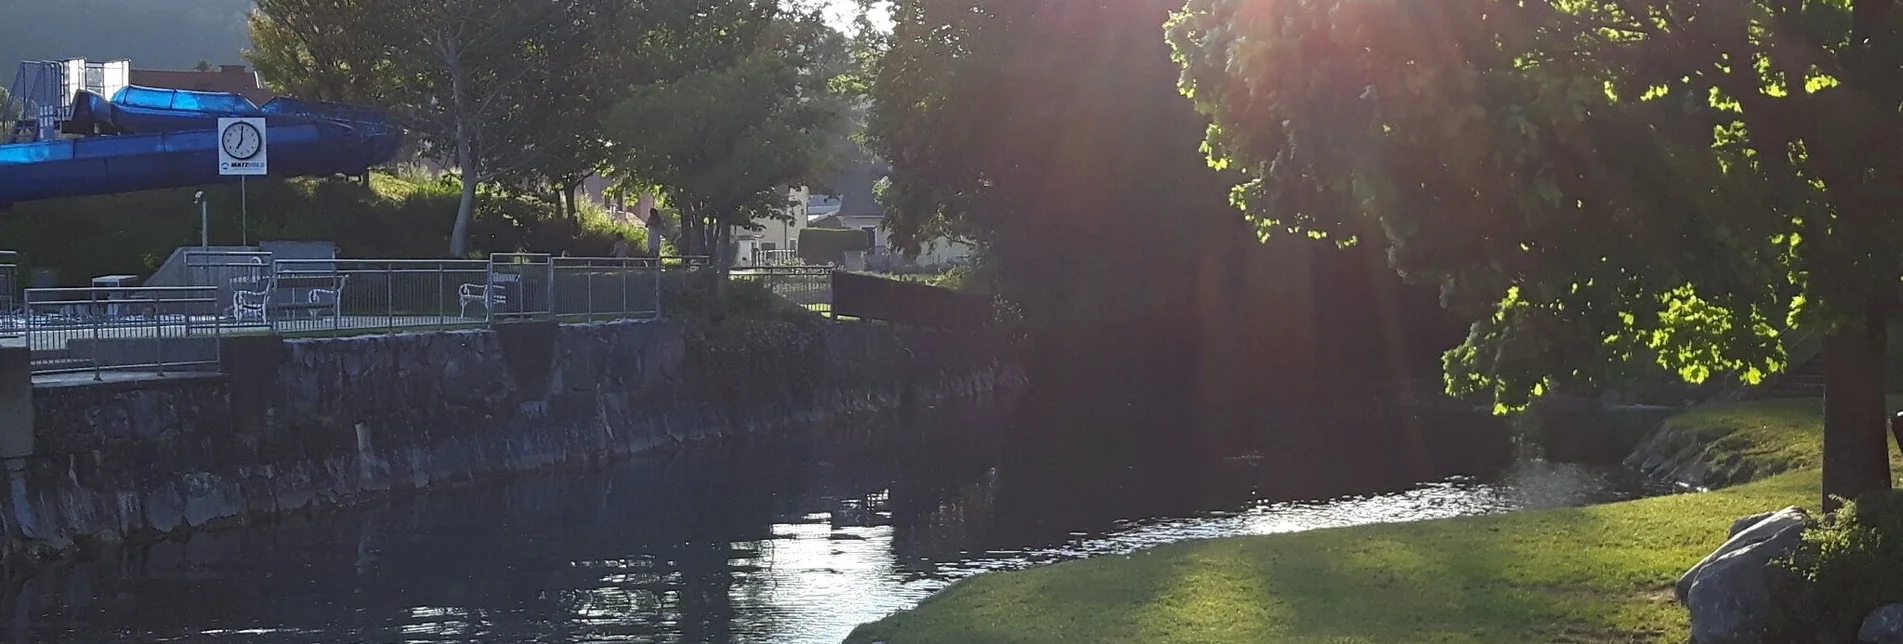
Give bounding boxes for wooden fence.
[831,271,991,329]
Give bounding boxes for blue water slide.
[0,86,403,208]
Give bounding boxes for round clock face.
[221,121,263,160]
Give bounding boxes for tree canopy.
[1169,0,1903,503]
[246,0,781,256]
[866,0,1247,316]
[603,8,849,263]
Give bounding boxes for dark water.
[3,401,1670,644]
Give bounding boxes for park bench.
[233,272,347,323]
[459,271,520,318]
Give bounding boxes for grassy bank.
[1,169,655,285]
[847,398,1898,644]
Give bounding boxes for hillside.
[0,172,651,285]
[0,0,253,71]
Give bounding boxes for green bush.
[0,170,652,285]
[666,275,828,409]
[1770,491,1903,643]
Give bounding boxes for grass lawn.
[846,398,1901,644]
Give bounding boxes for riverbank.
[3,317,1021,567]
[847,398,1886,644]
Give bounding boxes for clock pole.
[241,176,248,246]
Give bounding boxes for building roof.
[129,64,275,105]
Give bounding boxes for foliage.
[667,274,828,408]
[865,0,1258,331]
[246,0,777,256]
[1772,491,1903,643]
[798,227,875,265]
[0,171,646,284]
[246,0,408,106]
[1167,0,1903,501]
[0,86,17,125]
[603,8,850,263]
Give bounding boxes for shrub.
[0,169,653,283]
[666,275,828,409]
[1770,491,1903,643]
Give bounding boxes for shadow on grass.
[848,470,1823,644]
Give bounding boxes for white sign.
[217,117,268,176]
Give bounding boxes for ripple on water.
[8,455,1666,644]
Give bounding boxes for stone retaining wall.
[1,319,1020,564]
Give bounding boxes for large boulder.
[1860,604,1903,644]
[1729,510,1781,539]
[1678,506,1811,644]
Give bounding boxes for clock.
[221,121,264,161]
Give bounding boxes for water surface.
[4,403,1668,643]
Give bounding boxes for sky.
[823,0,895,34]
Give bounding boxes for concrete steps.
[1764,356,1826,399]
[29,348,95,373]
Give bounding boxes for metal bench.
[233,272,347,323]
[459,271,519,318]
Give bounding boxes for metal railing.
[8,251,705,374]
[259,254,665,335]
[551,257,664,322]
[744,249,802,267]
[19,286,224,378]
[657,255,712,269]
[730,265,834,313]
[267,257,493,335]
[0,250,19,340]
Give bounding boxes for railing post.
[437,261,446,330]
[586,265,595,320]
[386,263,395,333]
[485,256,496,328]
[90,289,102,382]
[652,260,663,319]
[155,301,165,376]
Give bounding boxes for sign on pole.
[217,117,268,176]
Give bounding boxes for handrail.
[7,250,717,373]
[21,285,226,379]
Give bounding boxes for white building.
[733,186,810,265]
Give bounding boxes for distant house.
[129,64,275,105]
[734,186,810,265]
[806,158,972,268]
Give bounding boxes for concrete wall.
[1,319,1019,564]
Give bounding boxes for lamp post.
[194,191,208,247]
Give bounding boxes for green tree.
[865,0,1250,332]
[245,0,407,105]
[0,87,17,126]
[603,9,848,265]
[247,0,777,256]
[248,0,553,255]
[1169,0,1903,505]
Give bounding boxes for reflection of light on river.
[713,459,1670,644]
[10,448,1669,644]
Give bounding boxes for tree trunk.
[445,40,475,258]
[1822,299,1893,511]
[564,181,580,220]
[451,165,478,258]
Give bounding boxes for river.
[2,400,1670,643]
